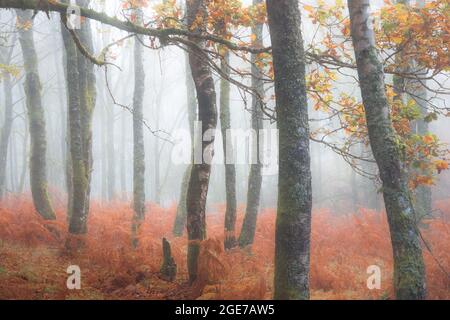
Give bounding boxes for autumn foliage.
[0,195,448,300]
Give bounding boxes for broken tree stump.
[160,237,177,282]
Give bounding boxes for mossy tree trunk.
[239,0,264,248]
[347,0,426,299]
[131,8,146,248]
[16,9,56,220]
[173,51,197,237]
[186,0,218,284]
[266,0,312,300]
[61,0,96,236]
[76,0,96,222]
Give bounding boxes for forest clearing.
[0,0,449,302]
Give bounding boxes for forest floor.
[0,195,449,300]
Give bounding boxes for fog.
[0,0,448,213]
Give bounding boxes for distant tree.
[220,48,238,250]
[393,0,432,221]
[131,6,146,248]
[0,34,16,199]
[239,0,264,249]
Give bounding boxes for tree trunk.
[16,9,56,220]
[239,0,264,248]
[18,117,29,194]
[131,8,146,248]
[172,35,197,237]
[61,0,95,236]
[76,0,96,221]
[219,50,237,250]
[266,0,312,300]
[186,0,218,284]
[100,29,116,202]
[347,0,426,299]
[52,24,68,193]
[0,47,14,198]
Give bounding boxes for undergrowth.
[0,195,448,300]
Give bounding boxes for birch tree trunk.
[347,0,426,299]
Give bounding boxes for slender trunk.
[120,110,127,199]
[347,0,426,299]
[106,95,115,201]
[219,50,237,250]
[53,26,67,193]
[9,130,17,192]
[186,0,218,284]
[0,57,14,198]
[411,82,432,221]
[395,0,432,221]
[154,89,162,205]
[154,133,160,204]
[172,42,197,237]
[18,111,29,194]
[101,28,116,201]
[16,9,56,220]
[239,0,264,248]
[76,0,96,221]
[101,103,107,201]
[131,8,146,248]
[267,0,312,300]
[61,1,89,236]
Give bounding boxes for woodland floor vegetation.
[0,195,448,300]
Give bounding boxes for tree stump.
[160,238,177,282]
